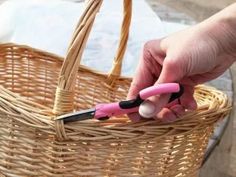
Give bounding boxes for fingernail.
[139,100,157,118]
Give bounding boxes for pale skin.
[127,3,236,122]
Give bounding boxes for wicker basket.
[0,0,231,176]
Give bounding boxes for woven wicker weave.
[0,0,231,176]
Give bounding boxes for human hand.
[127,9,236,122]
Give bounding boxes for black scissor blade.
[56,108,96,123]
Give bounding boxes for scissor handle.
[118,83,183,109]
[139,83,181,100]
[95,83,184,120]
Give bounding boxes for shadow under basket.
[0,0,231,177]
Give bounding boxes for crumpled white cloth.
[0,0,188,76]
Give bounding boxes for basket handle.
[53,0,132,115]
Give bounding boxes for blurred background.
[0,0,235,177]
[147,0,235,22]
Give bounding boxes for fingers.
[155,85,197,122]
[137,54,185,119]
[139,100,156,118]
[138,57,183,119]
[127,39,198,122]
[156,108,177,122]
[139,84,197,121]
[147,54,196,121]
[157,56,184,84]
[127,40,164,100]
[127,40,164,121]
[128,112,141,122]
[171,104,185,115]
[178,85,197,110]
[156,105,185,122]
[139,94,170,118]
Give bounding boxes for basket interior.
[0,44,131,113]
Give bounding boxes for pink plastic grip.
[139,83,180,100]
[94,83,180,120]
[94,103,138,119]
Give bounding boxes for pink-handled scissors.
[57,83,184,123]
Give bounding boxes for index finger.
[127,39,165,99]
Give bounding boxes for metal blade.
[56,108,96,123]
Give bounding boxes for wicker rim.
[53,0,132,115]
[0,59,231,141]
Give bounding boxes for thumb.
[139,58,183,118]
[139,93,170,118]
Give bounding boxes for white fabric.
[0,0,188,76]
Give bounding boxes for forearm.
[198,3,236,59]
